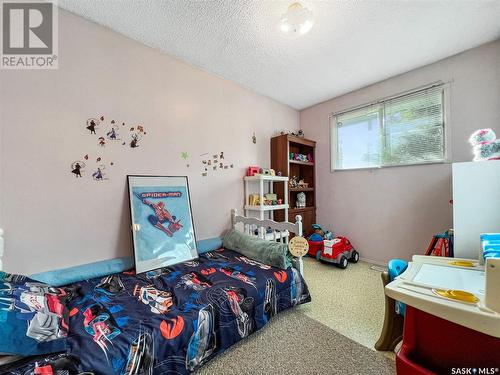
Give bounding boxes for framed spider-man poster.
[127,175,198,273]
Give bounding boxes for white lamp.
[280,2,314,37]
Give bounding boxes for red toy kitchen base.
[397,306,500,374]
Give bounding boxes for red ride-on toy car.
[308,236,359,269]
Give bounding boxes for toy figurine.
[296,192,306,208]
[259,168,275,176]
[265,193,277,201]
[289,176,300,188]
[279,129,304,137]
[292,153,311,163]
[312,224,333,241]
[249,194,260,205]
[298,180,309,188]
[264,193,277,205]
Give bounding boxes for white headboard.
[231,209,302,243]
[230,209,304,275]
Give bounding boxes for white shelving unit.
[243,175,289,239]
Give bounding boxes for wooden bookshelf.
[271,134,316,235]
[290,187,314,192]
[289,160,314,166]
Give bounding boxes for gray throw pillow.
[222,229,292,269]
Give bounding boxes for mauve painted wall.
[0,10,298,274]
[300,40,500,264]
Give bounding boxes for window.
[331,85,446,170]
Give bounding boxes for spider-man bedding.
[2,248,310,375]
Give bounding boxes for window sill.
[331,160,451,172]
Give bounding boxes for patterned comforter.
[2,248,311,374]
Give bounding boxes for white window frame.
[330,82,451,172]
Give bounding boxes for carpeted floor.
[196,257,395,374]
[197,308,395,375]
[298,257,386,349]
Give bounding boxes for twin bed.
[1,211,310,375]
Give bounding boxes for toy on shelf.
[246,166,279,177]
[307,224,358,269]
[278,129,305,138]
[247,166,260,176]
[259,168,276,176]
[296,192,306,208]
[264,193,278,205]
[289,177,310,190]
[248,193,282,206]
[298,179,309,188]
[469,128,500,161]
[248,194,261,206]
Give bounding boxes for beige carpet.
[298,257,386,349]
[196,309,395,375]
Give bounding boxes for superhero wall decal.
[70,116,148,182]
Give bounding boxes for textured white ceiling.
[58,0,500,110]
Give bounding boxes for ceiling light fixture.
[280,2,314,37]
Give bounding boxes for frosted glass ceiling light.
[280,2,314,36]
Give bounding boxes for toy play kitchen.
[307,224,359,269]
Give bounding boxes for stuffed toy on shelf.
[469,128,500,161]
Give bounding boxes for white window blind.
[332,85,446,170]
[383,87,444,166]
